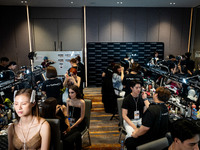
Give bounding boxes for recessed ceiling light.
[21,0,24,3]
[173,2,175,4]
[170,2,172,5]
[71,1,74,4]
[117,1,123,4]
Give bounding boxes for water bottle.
[121,140,124,150]
[192,108,197,120]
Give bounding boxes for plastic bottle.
[175,107,178,115]
[191,104,197,120]
[192,108,197,120]
[197,107,200,119]
[121,140,124,150]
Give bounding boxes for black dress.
[61,106,86,150]
[68,106,86,132]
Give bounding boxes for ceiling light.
[21,0,24,3]
[170,2,175,5]
[71,1,74,4]
[117,1,123,4]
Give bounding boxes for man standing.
[122,62,144,97]
[41,56,55,69]
[122,80,150,139]
[125,87,171,150]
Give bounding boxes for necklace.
[20,117,35,150]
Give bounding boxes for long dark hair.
[40,97,57,119]
[113,64,121,75]
[68,85,82,99]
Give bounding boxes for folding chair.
[81,99,92,146]
[117,97,127,143]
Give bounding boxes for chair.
[46,119,63,150]
[165,132,173,145]
[136,137,169,150]
[81,99,92,146]
[117,97,127,143]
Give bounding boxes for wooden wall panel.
[123,8,136,42]
[0,6,29,67]
[135,8,147,42]
[181,9,191,54]
[86,8,99,42]
[87,7,191,58]
[158,8,171,57]
[30,7,82,19]
[111,8,124,42]
[147,8,159,42]
[169,9,183,56]
[98,8,111,42]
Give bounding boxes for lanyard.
[133,97,139,111]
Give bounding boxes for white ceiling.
[0,0,200,8]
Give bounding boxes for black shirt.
[122,74,144,96]
[77,62,85,82]
[142,103,169,141]
[122,94,145,119]
[42,78,63,104]
[0,65,7,72]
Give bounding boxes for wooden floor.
[82,87,123,150]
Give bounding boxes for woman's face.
[69,89,77,99]
[70,72,76,77]
[14,94,33,117]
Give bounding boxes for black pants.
[63,127,82,150]
[125,136,151,150]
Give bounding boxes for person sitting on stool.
[122,80,150,140]
[125,87,171,150]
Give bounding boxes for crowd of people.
[1,51,200,150]
[101,51,200,149]
[0,55,86,150]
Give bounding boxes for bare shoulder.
[8,122,17,138]
[80,99,85,105]
[8,123,14,133]
[41,117,49,124]
[40,118,50,132]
